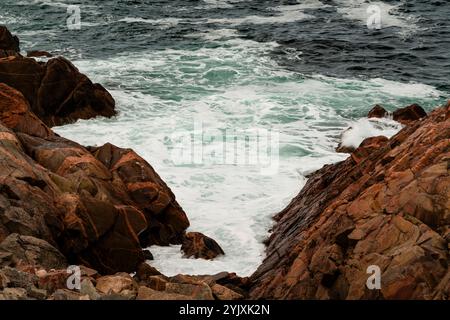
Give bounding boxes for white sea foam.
[206,0,326,25]
[55,27,442,277]
[0,12,28,25]
[340,118,402,149]
[201,0,235,9]
[335,0,422,37]
[118,17,180,28]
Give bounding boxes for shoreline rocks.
[181,232,225,260]
[249,103,449,300]
[368,103,428,124]
[0,26,116,127]
[1,25,448,300]
[0,26,225,289]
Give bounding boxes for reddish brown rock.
[250,103,450,300]
[134,263,162,282]
[211,283,244,300]
[368,104,388,119]
[181,232,225,260]
[351,135,388,164]
[136,286,192,300]
[0,28,115,126]
[335,144,355,154]
[0,83,52,138]
[89,142,190,246]
[393,104,427,124]
[0,83,192,274]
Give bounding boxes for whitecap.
[335,0,423,37]
[340,117,402,149]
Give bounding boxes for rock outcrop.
[368,103,428,124]
[181,232,225,260]
[250,103,449,299]
[0,27,115,126]
[0,82,192,274]
[88,143,189,247]
[0,260,246,300]
[367,104,388,119]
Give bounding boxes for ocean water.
[1,0,448,276]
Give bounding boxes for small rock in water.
[181,232,225,260]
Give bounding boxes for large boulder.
[367,104,388,119]
[181,232,224,260]
[0,55,116,126]
[393,104,427,124]
[0,83,195,274]
[89,143,190,246]
[0,26,115,126]
[367,104,427,124]
[0,83,52,138]
[250,103,450,300]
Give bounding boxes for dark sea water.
[1,0,448,275]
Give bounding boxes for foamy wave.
[206,0,326,25]
[336,0,422,37]
[340,118,402,149]
[118,17,180,28]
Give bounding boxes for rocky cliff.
[250,103,449,299]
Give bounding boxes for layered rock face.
[0,26,115,127]
[250,104,449,299]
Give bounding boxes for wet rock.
[181,232,224,260]
[393,104,427,124]
[368,104,388,118]
[143,249,154,260]
[335,144,355,154]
